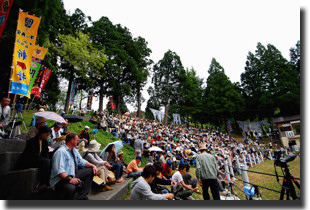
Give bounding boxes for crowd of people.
[0,96,297,200]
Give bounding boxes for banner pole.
[8,9,21,98]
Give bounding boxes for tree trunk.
[98,79,104,112]
[64,66,74,114]
[137,85,141,118]
[117,95,121,115]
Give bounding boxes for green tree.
[152,50,185,124]
[174,67,204,127]
[50,31,107,113]
[241,42,300,120]
[204,58,244,130]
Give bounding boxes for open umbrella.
[34,111,66,124]
[65,115,83,123]
[99,140,123,159]
[124,112,130,116]
[148,146,163,152]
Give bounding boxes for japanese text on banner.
[10,10,41,96]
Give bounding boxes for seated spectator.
[37,99,47,110]
[50,133,97,200]
[158,152,166,164]
[59,111,66,118]
[26,116,46,141]
[0,97,11,130]
[102,144,124,183]
[126,156,143,179]
[171,164,198,199]
[48,122,65,150]
[30,108,45,127]
[79,126,90,148]
[16,126,52,190]
[60,119,71,136]
[130,165,174,200]
[151,162,176,194]
[116,150,127,172]
[83,140,115,192]
[148,151,155,164]
[182,164,198,189]
[161,161,172,179]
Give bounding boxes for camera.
[274,150,297,167]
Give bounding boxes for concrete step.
[88,177,133,200]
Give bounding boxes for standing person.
[16,126,52,190]
[130,165,174,200]
[50,133,97,200]
[195,144,220,200]
[133,137,144,157]
[0,97,11,129]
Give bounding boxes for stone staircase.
[0,133,132,200]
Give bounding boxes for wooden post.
[236,156,241,174]
[252,153,256,165]
[227,156,235,180]
[224,160,231,182]
[247,154,253,167]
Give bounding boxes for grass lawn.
[187,157,300,200]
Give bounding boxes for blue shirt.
[50,144,87,188]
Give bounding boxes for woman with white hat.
[84,140,115,191]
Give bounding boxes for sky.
[61,0,300,112]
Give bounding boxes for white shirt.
[172,171,183,186]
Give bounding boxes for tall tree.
[175,67,204,127]
[241,42,299,119]
[152,50,185,124]
[204,58,244,129]
[127,36,152,118]
[50,31,107,113]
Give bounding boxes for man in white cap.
[195,144,220,200]
[79,126,90,148]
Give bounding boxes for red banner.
[87,89,94,110]
[109,96,116,111]
[34,67,52,98]
[0,0,13,38]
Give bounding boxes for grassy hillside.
[18,110,147,166]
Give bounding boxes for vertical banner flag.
[87,89,94,110]
[227,119,233,132]
[69,80,76,104]
[26,45,47,98]
[0,0,13,38]
[10,10,41,96]
[34,67,52,98]
[31,65,44,96]
[109,96,116,113]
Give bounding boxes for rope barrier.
[222,163,300,180]
[224,168,283,194]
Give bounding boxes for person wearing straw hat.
[195,144,220,200]
[84,140,115,191]
[26,116,46,141]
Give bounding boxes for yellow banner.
[10,10,41,96]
